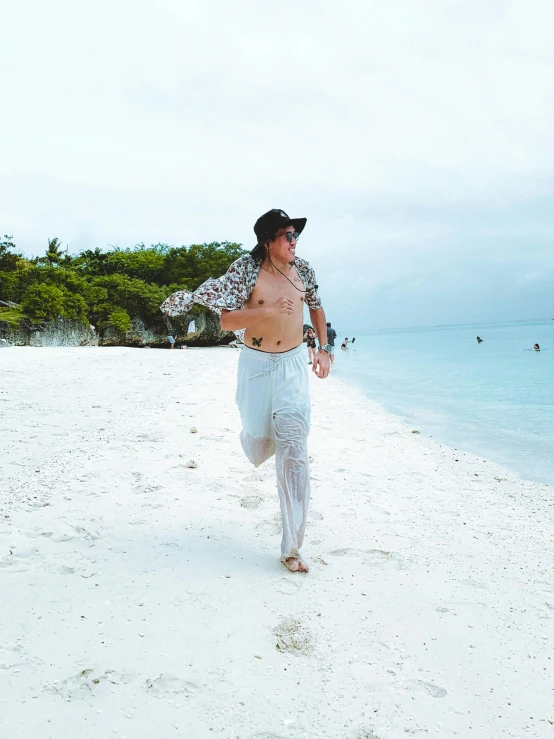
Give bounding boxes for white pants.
[235,344,311,560]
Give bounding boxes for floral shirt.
[160,255,322,340]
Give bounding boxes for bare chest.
[248,267,306,309]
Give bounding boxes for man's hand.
[312,349,330,379]
[273,296,294,316]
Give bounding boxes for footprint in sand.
[308,510,324,522]
[273,617,316,655]
[0,548,38,572]
[356,729,382,739]
[134,483,163,496]
[311,554,329,566]
[58,564,76,575]
[272,577,303,595]
[241,496,262,509]
[66,523,99,541]
[144,673,197,696]
[22,524,77,543]
[255,519,281,536]
[329,547,407,570]
[404,679,448,698]
[0,642,40,670]
[44,668,134,701]
[137,433,161,442]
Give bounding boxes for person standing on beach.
[161,209,331,573]
[304,327,317,364]
[326,322,337,364]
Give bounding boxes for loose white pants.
[235,344,311,559]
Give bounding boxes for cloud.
[0,0,552,327]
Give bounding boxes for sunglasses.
[280,231,300,243]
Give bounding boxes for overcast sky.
[1,0,553,330]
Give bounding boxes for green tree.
[2,237,247,338]
[161,242,245,289]
[72,244,167,282]
[62,293,88,323]
[32,237,67,267]
[21,283,65,320]
[46,237,65,266]
[89,274,167,323]
[71,247,109,276]
[0,259,33,303]
[0,235,21,271]
[100,307,132,333]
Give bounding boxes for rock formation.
[0,310,234,348]
[0,317,98,347]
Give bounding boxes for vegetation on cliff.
[0,235,246,335]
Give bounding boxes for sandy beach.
[1,346,552,739]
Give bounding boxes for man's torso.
[244,266,306,353]
[327,327,336,346]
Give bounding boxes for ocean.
[333,320,554,486]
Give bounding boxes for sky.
[1,0,553,330]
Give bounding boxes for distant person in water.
[341,337,349,350]
[352,337,356,344]
[534,343,540,351]
[476,336,483,343]
[167,333,176,349]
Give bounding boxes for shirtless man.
[161,209,331,572]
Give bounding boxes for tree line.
[0,235,246,333]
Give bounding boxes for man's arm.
[220,297,294,331]
[309,307,330,379]
[220,307,268,331]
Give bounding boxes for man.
[167,333,177,349]
[326,321,337,364]
[161,209,331,573]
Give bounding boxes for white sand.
[1,346,552,739]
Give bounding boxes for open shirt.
[160,254,322,341]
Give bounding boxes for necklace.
[267,256,307,293]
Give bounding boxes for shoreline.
[331,335,554,489]
[1,346,552,738]
[334,368,554,489]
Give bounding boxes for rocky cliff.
[0,311,234,348]
[0,316,98,347]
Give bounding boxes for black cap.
[251,209,307,258]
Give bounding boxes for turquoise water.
[333,320,554,485]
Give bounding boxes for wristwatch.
[319,344,332,354]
